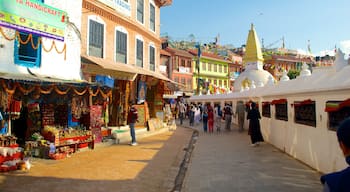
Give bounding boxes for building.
[164,47,194,96]
[228,52,243,91]
[263,50,314,80]
[189,49,231,95]
[0,0,102,147]
[80,0,173,126]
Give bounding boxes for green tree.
[287,69,300,79]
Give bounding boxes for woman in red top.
[207,104,214,133]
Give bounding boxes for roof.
[160,49,171,57]
[188,49,229,63]
[166,47,194,58]
[267,55,314,63]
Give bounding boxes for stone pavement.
[0,126,193,192]
[181,121,323,192]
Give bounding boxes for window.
[180,59,185,67]
[136,39,143,67]
[181,78,185,85]
[116,30,127,64]
[202,62,206,71]
[262,102,271,118]
[187,79,192,89]
[149,3,155,31]
[214,64,217,72]
[174,77,179,83]
[149,45,155,71]
[89,20,104,58]
[208,63,212,71]
[294,100,316,127]
[187,60,191,68]
[274,101,288,121]
[219,65,222,73]
[326,99,350,131]
[137,0,144,23]
[219,80,222,86]
[224,66,227,73]
[14,32,41,68]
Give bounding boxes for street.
[182,121,323,192]
[0,127,193,192]
[0,121,324,192]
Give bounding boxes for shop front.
[0,76,112,165]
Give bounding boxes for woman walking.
[207,104,214,133]
[247,102,264,146]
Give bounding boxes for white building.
[0,0,83,81]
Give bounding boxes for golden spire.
[243,24,264,65]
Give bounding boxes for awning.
[0,72,90,85]
[271,99,287,105]
[325,99,350,112]
[81,55,137,81]
[81,55,180,85]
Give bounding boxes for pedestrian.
[214,104,222,132]
[127,101,138,146]
[189,104,195,126]
[235,100,245,132]
[202,110,208,132]
[194,106,201,125]
[321,117,350,191]
[247,102,264,147]
[179,102,186,125]
[208,104,214,133]
[223,103,233,131]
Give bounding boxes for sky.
[160,0,350,56]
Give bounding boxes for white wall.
[189,69,350,174]
[0,0,82,80]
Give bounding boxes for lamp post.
[195,43,201,95]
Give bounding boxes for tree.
[287,69,300,79]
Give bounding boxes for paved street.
[0,127,193,192]
[0,120,324,192]
[181,121,323,192]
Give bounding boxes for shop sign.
[97,0,131,17]
[0,0,67,41]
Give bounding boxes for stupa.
[234,24,275,91]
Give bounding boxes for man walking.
[224,104,233,131]
[235,101,245,132]
[127,101,138,146]
[179,102,186,125]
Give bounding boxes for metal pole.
[197,59,200,95]
[196,44,201,95]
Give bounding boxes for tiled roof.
[188,49,230,63]
[270,55,314,63]
[160,49,171,56]
[166,47,194,58]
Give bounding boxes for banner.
[137,81,147,104]
[0,0,67,41]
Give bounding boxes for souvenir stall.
[0,79,112,162]
[0,85,24,172]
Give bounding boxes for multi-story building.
[80,0,172,126]
[164,47,194,96]
[189,50,230,94]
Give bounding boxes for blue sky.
[160,0,350,56]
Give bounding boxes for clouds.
[340,40,350,55]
